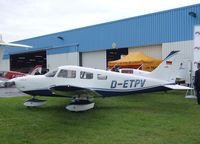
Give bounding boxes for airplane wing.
[164,84,193,90]
[0,42,32,48]
[49,85,101,97]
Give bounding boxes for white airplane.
[12,51,191,111]
[0,35,32,48]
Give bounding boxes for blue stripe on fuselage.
[94,86,170,97]
[22,86,170,97]
[23,89,53,96]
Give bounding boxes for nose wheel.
[24,97,47,107]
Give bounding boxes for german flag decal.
[166,61,172,65]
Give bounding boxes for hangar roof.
[3,4,200,59]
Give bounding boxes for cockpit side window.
[57,70,76,78]
[45,69,58,77]
[80,71,93,79]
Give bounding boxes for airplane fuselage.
[13,66,171,97]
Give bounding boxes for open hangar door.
[10,50,47,73]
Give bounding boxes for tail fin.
[28,65,42,75]
[148,51,180,82]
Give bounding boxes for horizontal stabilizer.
[164,84,193,90]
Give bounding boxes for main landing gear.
[24,96,95,112]
[66,97,95,112]
[24,97,47,107]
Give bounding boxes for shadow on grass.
[21,100,193,116]
[16,91,197,118]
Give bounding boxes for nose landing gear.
[24,97,47,107]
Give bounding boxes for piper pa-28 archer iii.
[12,51,191,111]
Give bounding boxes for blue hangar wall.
[1,4,200,70]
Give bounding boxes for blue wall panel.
[3,4,200,58]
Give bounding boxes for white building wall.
[0,49,3,60]
[0,48,10,70]
[82,51,106,70]
[128,45,162,59]
[0,49,3,68]
[0,59,10,70]
[162,40,193,83]
[162,40,193,60]
[47,52,79,70]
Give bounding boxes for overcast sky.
[0,0,200,42]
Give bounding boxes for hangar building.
[0,4,200,73]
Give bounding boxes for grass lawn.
[0,91,200,144]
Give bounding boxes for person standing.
[194,62,200,104]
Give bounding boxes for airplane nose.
[12,77,27,90]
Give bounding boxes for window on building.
[97,74,107,80]
[80,71,93,79]
[45,69,58,77]
[57,69,76,78]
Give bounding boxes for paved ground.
[0,87,28,97]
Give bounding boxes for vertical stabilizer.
[148,51,180,82]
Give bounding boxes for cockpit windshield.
[45,69,58,77]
